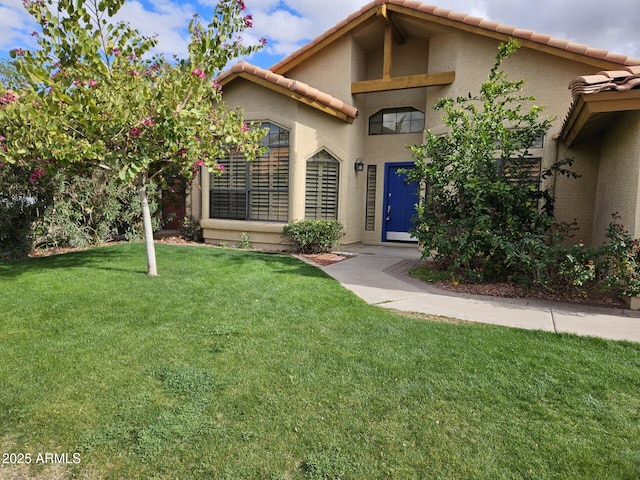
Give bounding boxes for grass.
[1,243,639,479]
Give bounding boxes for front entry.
[383,162,419,242]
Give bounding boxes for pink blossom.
[13,48,25,56]
[29,168,45,183]
[191,68,206,79]
[238,0,247,11]
[31,31,39,37]
[129,70,141,77]
[0,136,5,141]
[241,122,249,132]
[243,14,253,28]
[212,81,222,91]
[195,159,205,167]
[112,48,121,56]
[141,118,155,127]
[0,92,17,105]
[215,164,225,172]
[259,37,268,46]
[88,79,98,87]
[129,127,142,138]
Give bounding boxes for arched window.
[210,122,289,222]
[305,150,340,220]
[369,107,425,135]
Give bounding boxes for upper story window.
[210,122,289,222]
[369,107,425,135]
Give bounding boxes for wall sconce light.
[354,157,364,172]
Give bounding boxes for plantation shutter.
[365,165,377,231]
[305,150,340,220]
[210,122,289,222]
[249,145,289,221]
[210,153,247,220]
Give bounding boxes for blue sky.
[2,0,639,70]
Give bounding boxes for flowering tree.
[0,0,267,275]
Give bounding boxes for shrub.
[282,219,344,254]
[33,170,161,248]
[408,40,578,285]
[0,165,162,257]
[179,216,203,243]
[0,163,55,258]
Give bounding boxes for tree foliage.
[408,40,576,284]
[0,0,267,274]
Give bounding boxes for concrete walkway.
[320,244,640,343]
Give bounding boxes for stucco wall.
[199,79,362,249]
[193,17,626,250]
[591,111,640,244]
[285,36,355,109]
[554,137,601,246]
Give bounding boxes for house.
[189,0,640,252]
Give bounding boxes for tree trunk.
[138,179,158,276]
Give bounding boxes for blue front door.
[383,163,419,242]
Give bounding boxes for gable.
[271,0,639,78]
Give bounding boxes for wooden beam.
[377,4,405,44]
[236,73,355,124]
[352,71,455,94]
[383,25,393,79]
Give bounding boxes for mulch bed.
[417,261,628,309]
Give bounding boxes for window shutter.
[306,151,339,220]
[365,165,377,231]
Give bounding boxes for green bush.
[558,215,640,297]
[179,216,203,242]
[0,163,54,258]
[408,40,578,285]
[0,165,161,257]
[282,219,344,254]
[33,170,161,249]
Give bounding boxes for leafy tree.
[0,0,267,275]
[408,40,576,284]
[0,59,24,89]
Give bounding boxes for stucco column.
[289,149,305,222]
[200,166,210,221]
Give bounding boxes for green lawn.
[1,243,639,479]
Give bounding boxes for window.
[369,107,425,135]
[496,157,542,187]
[305,150,339,220]
[210,122,289,222]
[365,165,377,231]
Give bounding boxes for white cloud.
[0,0,39,52]
[115,0,196,57]
[2,0,640,66]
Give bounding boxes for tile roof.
[569,66,640,96]
[216,61,359,121]
[270,0,640,74]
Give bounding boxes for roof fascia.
[561,90,640,146]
